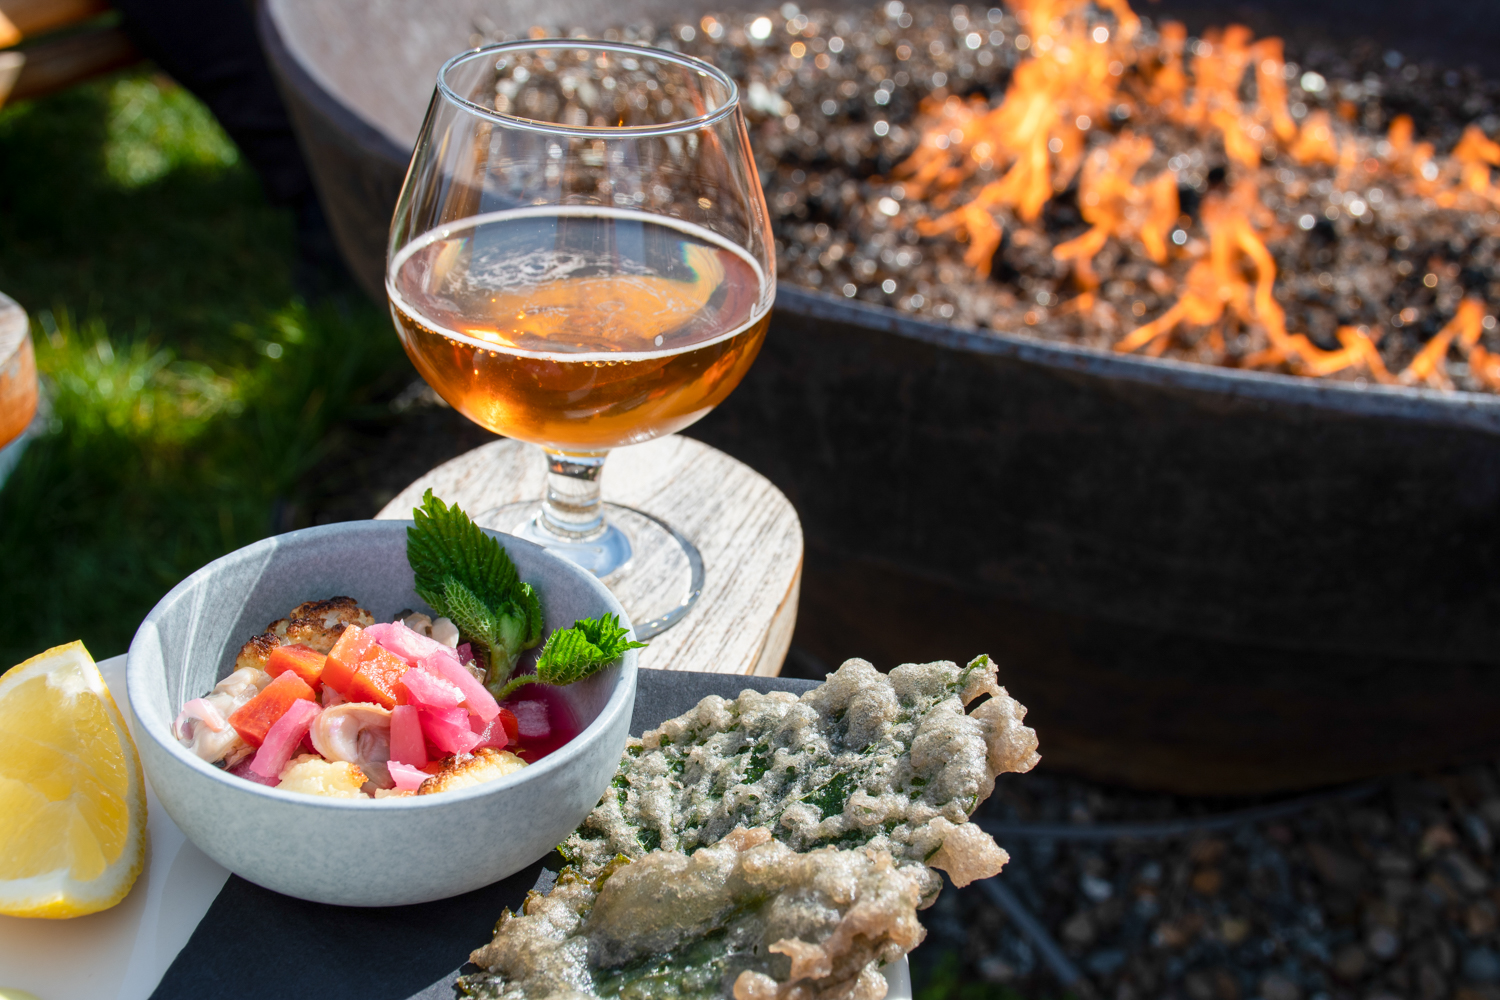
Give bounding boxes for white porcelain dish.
[127,520,638,907]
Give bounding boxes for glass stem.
[538,450,609,541]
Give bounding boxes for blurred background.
[0,6,501,670]
[8,3,1500,999]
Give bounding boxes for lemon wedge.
[0,642,146,918]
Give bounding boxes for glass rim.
[437,39,741,138]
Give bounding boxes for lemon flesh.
[0,642,146,918]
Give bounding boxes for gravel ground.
[908,762,1500,1000]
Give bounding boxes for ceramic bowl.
[126,520,638,907]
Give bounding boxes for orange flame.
[1052,132,1177,297]
[1402,298,1489,389]
[899,0,1134,274]
[890,0,1499,388]
[1289,110,1340,167]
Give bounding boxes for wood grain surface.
[376,435,802,677]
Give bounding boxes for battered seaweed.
[460,656,1039,1000]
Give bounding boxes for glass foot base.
[475,501,703,639]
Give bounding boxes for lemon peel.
[0,642,147,919]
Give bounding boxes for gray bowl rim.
[126,519,639,810]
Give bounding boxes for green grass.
[0,68,409,670]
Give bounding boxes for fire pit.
[259,0,1500,794]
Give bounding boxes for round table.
[377,435,802,676]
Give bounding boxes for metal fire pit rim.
[778,286,1500,434]
[259,3,1500,436]
[259,3,412,169]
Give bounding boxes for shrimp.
[310,702,394,789]
[174,667,271,764]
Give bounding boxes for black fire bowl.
[260,0,1500,795]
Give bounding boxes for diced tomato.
[346,646,410,708]
[498,707,518,744]
[323,625,375,696]
[266,644,326,689]
[228,671,317,748]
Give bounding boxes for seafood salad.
[172,491,645,799]
[174,599,531,797]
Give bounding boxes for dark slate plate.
[149,671,817,1000]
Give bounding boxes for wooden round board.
[377,435,802,676]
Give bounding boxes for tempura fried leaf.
[460,657,1040,1000]
[461,828,924,1000]
[565,655,1039,902]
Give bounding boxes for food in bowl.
[170,491,644,799]
[459,654,1038,999]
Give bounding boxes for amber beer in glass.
[388,42,775,634]
[389,208,769,453]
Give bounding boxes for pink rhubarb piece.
[249,699,321,779]
[229,755,280,787]
[389,705,427,768]
[511,700,551,740]
[399,665,464,711]
[422,651,500,721]
[469,713,510,751]
[366,621,459,667]
[420,705,482,755]
[387,761,429,792]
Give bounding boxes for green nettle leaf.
[407,491,648,701]
[406,490,541,690]
[408,490,521,610]
[537,628,606,685]
[495,613,646,700]
[518,583,544,648]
